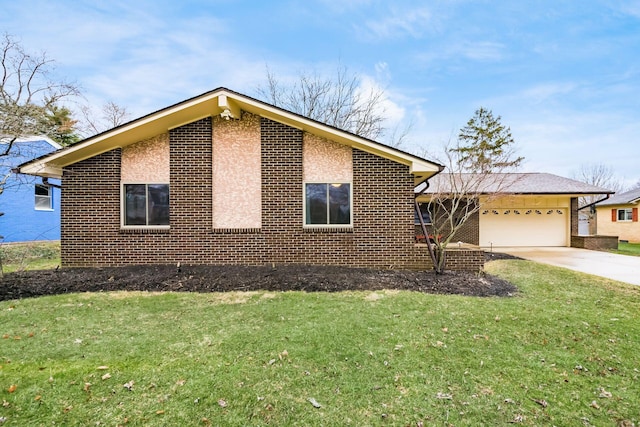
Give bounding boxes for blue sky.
[2,0,639,187]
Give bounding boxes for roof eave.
[19,87,443,180]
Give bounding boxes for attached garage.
[479,207,568,247]
[417,173,614,248]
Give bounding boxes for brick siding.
[60,116,483,271]
[416,202,480,246]
[571,235,618,251]
[570,197,579,236]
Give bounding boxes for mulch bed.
[0,252,520,301]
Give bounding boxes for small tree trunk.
[415,199,438,271]
[433,245,447,274]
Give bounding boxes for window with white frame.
[34,184,52,210]
[304,183,351,226]
[123,184,169,227]
[617,208,633,221]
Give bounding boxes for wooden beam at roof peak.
[218,95,241,120]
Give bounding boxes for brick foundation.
[60,116,484,272]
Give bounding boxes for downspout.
[42,177,62,189]
[415,178,438,270]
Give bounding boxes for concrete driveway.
[495,247,640,286]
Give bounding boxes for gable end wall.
[60,116,481,270]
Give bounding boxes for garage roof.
[416,172,615,196]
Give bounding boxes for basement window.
[123,184,169,227]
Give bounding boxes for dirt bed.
[0,253,519,301]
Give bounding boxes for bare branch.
[0,32,80,197]
[255,63,392,142]
[76,100,131,137]
[570,162,623,234]
[420,108,523,273]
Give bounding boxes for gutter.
[8,169,62,189]
[578,194,610,211]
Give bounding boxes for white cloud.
[516,82,580,104]
[356,7,434,40]
[414,39,506,67]
[359,75,405,123]
[617,1,640,18]
[316,0,373,13]
[457,41,505,62]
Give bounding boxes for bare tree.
[256,65,408,146]
[78,100,130,136]
[417,108,523,273]
[571,163,623,234]
[1,33,79,195]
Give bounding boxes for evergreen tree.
[452,107,522,173]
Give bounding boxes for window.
[414,203,432,225]
[305,183,351,226]
[123,184,169,227]
[618,208,633,222]
[35,184,52,210]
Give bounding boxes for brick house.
[19,88,488,270]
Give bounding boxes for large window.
[34,184,52,210]
[123,184,169,227]
[618,208,633,222]
[305,183,351,226]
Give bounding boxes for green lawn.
[611,241,640,257]
[0,241,60,273]
[1,259,639,426]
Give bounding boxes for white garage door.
[479,208,568,247]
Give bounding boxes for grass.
[1,259,639,425]
[610,241,640,257]
[0,241,60,273]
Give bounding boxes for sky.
[2,0,639,188]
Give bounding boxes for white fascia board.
[19,161,63,178]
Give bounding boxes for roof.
[18,87,443,184]
[596,187,640,206]
[416,173,614,196]
[1,137,62,172]
[1,135,62,150]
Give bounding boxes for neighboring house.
[1,137,61,242]
[595,187,640,243]
[19,87,487,270]
[416,173,613,247]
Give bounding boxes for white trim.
[34,184,53,211]
[19,88,443,181]
[617,208,633,222]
